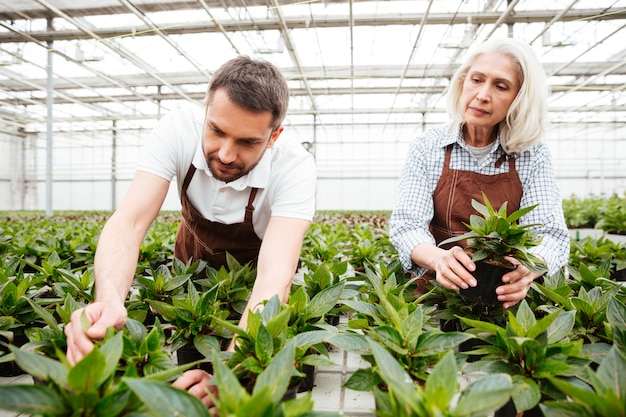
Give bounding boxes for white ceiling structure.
[0,1,625,211]
[0,0,625,132]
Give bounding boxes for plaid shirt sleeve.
[516,143,571,276]
[389,128,446,276]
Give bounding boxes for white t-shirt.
[137,104,317,239]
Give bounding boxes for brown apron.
[418,144,523,290]
[173,165,262,269]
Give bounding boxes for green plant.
[216,295,335,392]
[0,258,47,350]
[147,280,232,354]
[561,194,604,229]
[461,300,591,414]
[595,193,626,235]
[0,328,205,417]
[127,260,196,324]
[367,340,514,417]
[341,265,472,388]
[533,272,620,345]
[194,253,257,321]
[541,346,626,417]
[439,192,548,274]
[207,339,342,417]
[293,261,357,322]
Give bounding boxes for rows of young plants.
[562,193,626,234]
[0,210,625,417]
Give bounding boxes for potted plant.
[438,192,548,306]
[460,300,592,416]
[341,264,472,389]
[146,280,232,372]
[207,339,342,417]
[194,253,257,322]
[0,326,207,417]
[0,258,48,377]
[365,339,514,417]
[214,295,335,396]
[127,259,197,325]
[539,296,626,416]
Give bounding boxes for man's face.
[202,88,283,183]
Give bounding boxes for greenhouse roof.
[0,0,625,134]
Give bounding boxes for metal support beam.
[45,19,53,216]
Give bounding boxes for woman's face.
[460,51,521,130]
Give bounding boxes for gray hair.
[446,38,549,154]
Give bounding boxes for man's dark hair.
[207,56,289,130]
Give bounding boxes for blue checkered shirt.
[389,125,570,277]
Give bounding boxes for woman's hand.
[496,257,544,308]
[434,246,478,291]
[172,369,217,409]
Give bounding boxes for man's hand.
[64,301,127,364]
[172,369,217,409]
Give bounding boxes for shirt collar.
[192,142,273,189]
[443,123,504,155]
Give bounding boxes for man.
[64,57,316,401]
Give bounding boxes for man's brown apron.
[173,165,262,269]
[418,144,523,290]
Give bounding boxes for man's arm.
[65,171,171,364]
[237,216,310,334]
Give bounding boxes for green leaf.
[210,350,248,412]
[510,375,541,412]
[341,300,379,317]
[415,332,474,356]
[454,373,513,415]
[545,310,575,344]
[424,351,458,408]
[607,296,626,333]
[94,389,132,417]
[367,338,415,403]
[124,378,211,417]
[597,346,626,399]
[303,281,345,320]
[98,331,125,385]
[343,368,379,391]
[515,300,537,333]
[69,345,107,392]
[193,334,222,359]
[12,346,68,387]
[254,323,273,366]
[0,384,66,415]
[147,300,179,322]
[253,339,297,403]
[25,298,59,329]
[294,330,331,349]
[327,333,371,355]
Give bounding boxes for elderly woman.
[390,37,570,308]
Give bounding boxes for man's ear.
[267,125,284,148]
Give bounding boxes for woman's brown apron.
[173,165,262,269]
[418,144,523,290]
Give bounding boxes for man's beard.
[205,153,263,183]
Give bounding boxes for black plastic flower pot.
[460,260,516,306]
[297,364,316,393]
[612,268,626,282]
[176,343,214,374]
[0,331,28,377]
